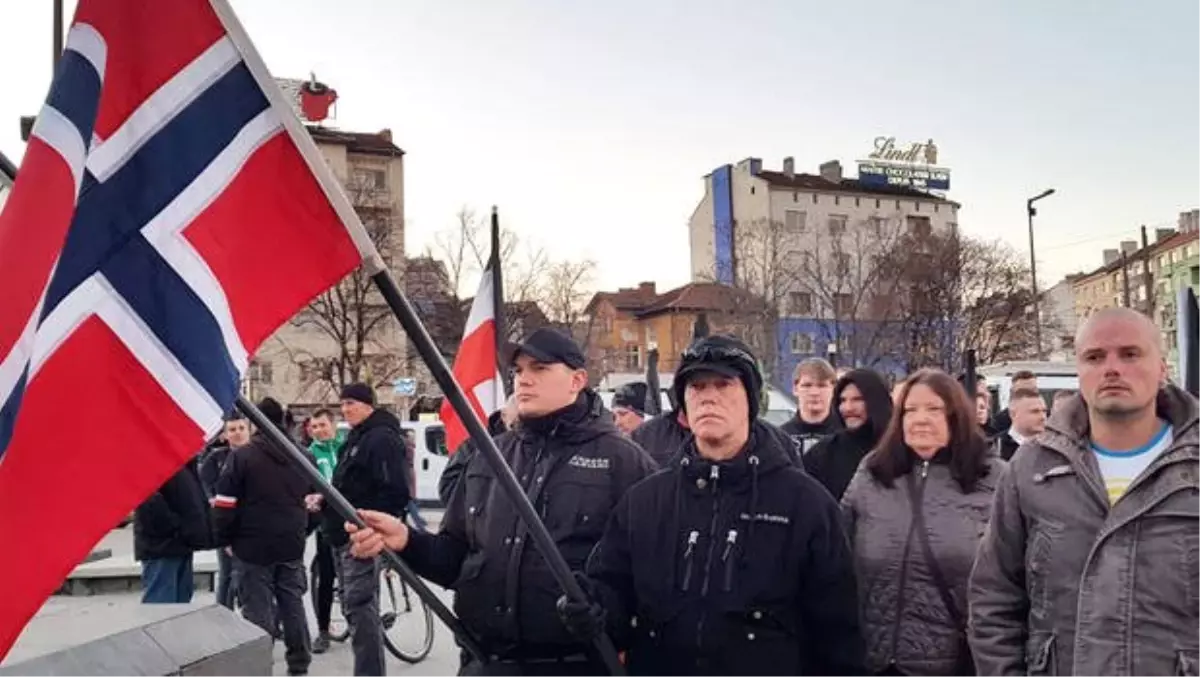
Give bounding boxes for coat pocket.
[1027,632,1057,676]
[1025,520,1062,621]
[719,605,801,675]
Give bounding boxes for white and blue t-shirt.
[1091,420,1173,505]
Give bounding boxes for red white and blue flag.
[0,0,370,656]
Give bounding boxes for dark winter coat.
[322,408,411,546]
[211,434,318,566]
[630,410,691,466]
[134,458,214,561]
[841,450,1005,675]
[779,413,840,457]
[437,409,509,506]
[804,369,894,501]
[402,390,658,659]
[992,430,1020,461]
[198,442,231,499]
[586,420,864,675]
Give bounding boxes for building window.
[785,210,807,233]
[789,332,814,354]
[787,291,813,315]
[906,215,932,237]
[1192,266,1199,286]
[855,197,861,207]
[868,216,885,236]
[828,214,848,236]
[895,200,901,210]
[915,202,921,212]
[793,191,798,202]
[835,253,851,276]
[834,195,840,206]
[352,168,386,190]
[811,193,819,204]
[934,203,940,213]
[875,199,881,209]
[834,293,854,316]
[249,360,273,385]
[644,325,657,346]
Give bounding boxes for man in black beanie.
[318,383,409,676]
[561,335,865,674]
[212,397,317,676]
[611,381,650,436]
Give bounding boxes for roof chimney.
[1156,227,1176,242]
[1180,209,1199,233]
[782,157,795,178]
[1120,240,1138,256]
[1102,249,1120,266]
[637,282,657,297]
[819,160,843,183]
[378,128,393,143]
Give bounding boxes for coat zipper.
[721,529,739,592]
[889,459,928,665]
[695,464,721,655]
[680,530,699,591]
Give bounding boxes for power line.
[1039,220,1178,252]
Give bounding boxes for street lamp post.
[826,341,838,368]
[1027,188,1056,361]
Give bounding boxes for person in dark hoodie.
[134,455,214,604]
[212,398,317,676]
[630,406,691,466]
[316,383,411,677]
[803,369,894,501]
[779,358,842,457]
[344,328,657,675]
[559,335,864,675]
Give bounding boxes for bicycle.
[379,562,435,663]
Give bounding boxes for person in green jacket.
[305,409,344,653]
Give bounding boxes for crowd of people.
[133,306,1197,676]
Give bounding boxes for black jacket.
[323,408,411,546]
[630,410,691,466]
[134,458,214,561]
[438,409,509,506]
[992,430,1020,461]
[586,420,865,675]
[198,442,231,499]
[212,434,317,565]
[779,413,840,458]
[803,369,894,501]
[402,390,658,658]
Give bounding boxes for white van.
[978,361,1079,412]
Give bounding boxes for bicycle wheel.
[379,566,434,663]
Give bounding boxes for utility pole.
[1027,189,1056,360]
[1121,250,1132,308]
[1141,224,1155,317]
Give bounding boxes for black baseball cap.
[506,328,586,369]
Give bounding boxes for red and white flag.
[0,0,375,657]
[440,259,507,454]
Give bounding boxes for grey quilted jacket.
[969,386,1198,676]
[842,452,1005,675]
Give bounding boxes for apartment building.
[688,155,959,380]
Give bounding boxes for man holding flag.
[0,0,379,658]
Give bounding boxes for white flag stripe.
[31,105,88,195]
[64,23,108,81]
[0,290,49,408]
[142,108,283,374]
[464,265,496,336]
[86,36,239,182]
[92,274,224,435]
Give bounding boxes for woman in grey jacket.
[842,369,1005,675]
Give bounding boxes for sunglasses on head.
[682,343,755,366]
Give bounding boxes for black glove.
[556,572,606,641]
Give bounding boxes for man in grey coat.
[969,307,1198,676]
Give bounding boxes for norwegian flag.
[0,0,371,656]
[440,214,507,453]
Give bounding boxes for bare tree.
[886,231,1053,371]
[280,176,405,400]
[539,258,599,350]
[790,214,909,369]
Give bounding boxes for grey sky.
[1,1,1196,292]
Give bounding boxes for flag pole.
[490,206,511,399]
[211,4,623,670]
[370,271,626,675]
[233,395,486,663]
